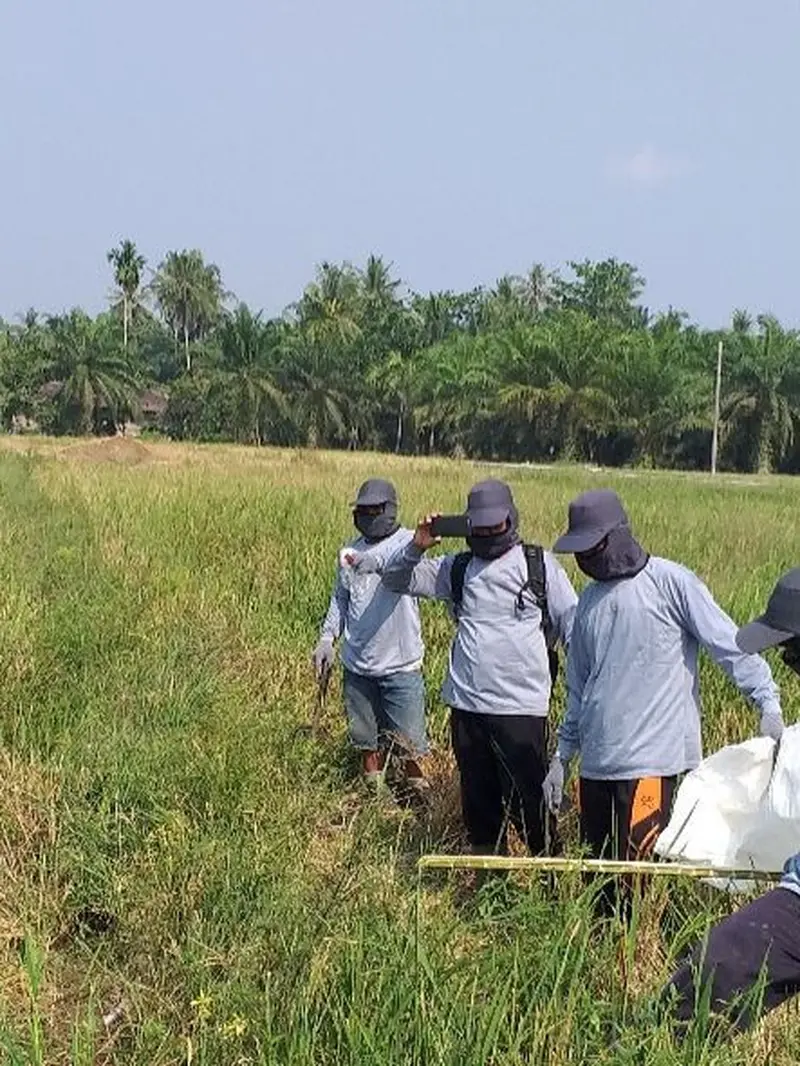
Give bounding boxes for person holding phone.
[663,568,800,1034]
[378,479,577,856]
[312,478,429,790]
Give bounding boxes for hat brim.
[466,506,509,529]
[736,618,794,655]
[353,491,393,507]
[552,528,610,554]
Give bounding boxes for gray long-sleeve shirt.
[558,556,783,780]
[319,527,424,677]
[381,542,577,716]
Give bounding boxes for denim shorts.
[342,668,428,755]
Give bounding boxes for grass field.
[0,436,797,1065]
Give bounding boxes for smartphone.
[431,514,470,538]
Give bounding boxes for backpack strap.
[449,551,472,614]
[521,543,560,684]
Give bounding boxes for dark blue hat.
[737,569,800,653]
[553,489,629,554]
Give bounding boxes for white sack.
[655,724,800,891]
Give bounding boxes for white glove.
[760,711,785,743]
[312,637,336,680]
[542,755,568,815]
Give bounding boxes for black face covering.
[576,525,649,581]
[782,637,800,677]
[466,506,520,561]
[354,503,399,542]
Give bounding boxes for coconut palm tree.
[107,239,146,352]
[150,250,228,373]
[361,255,402,306]
[291,262,362,349]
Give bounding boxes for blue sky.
[2,0,799,327]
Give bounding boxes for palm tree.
[150,250,228,373]
[367,351,416,453]
[410,333,493,455]
[361,255,402,306]
[722,315,800,472]
[107,239,146,352]
[484,276,527,330]
[292,262,362,349]
[45,310,140,435]
[610,329,711,467]
[279,335,350,448]
[498,313,616,460]
[214,305,285,445]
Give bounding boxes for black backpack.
[449,544,560,685]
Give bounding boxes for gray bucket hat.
[736,569,800,654]
[465,479,515,528]
[553,489,629,554]
[352,478,397,508]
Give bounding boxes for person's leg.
[664,887,800,1032]
[342,669,385,781]
[579,779,615,857]
[578,778,616,914]
[614,776,678,921]
[376,669,429,782]
[622,776,677,860]
[492,715,557,856]
[450,709,507,854]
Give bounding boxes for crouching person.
[381,479,576,855]
[664,568,800,1034]
[312,478,429,790]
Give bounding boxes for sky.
[2,0,799,328]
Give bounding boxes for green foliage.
[3,245,800,472]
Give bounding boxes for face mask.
[354,505,399,542]
[782,637,800,677]
[575,525,649,582]
[466,510,520,561]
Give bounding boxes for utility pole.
[711,339,723,476]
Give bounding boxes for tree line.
[1,244,799,473]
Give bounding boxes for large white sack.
[655,724,800,891]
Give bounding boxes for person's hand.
[414,514,441,553]
[312,637,336,681]
[347,551,382,576]
[760,710,785,743]
[542,755,568,815]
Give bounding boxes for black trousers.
[450,709,557,856]
[665,887,800,1032]
[579,776,677,915]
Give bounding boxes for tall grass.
[0,437,797,1064]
